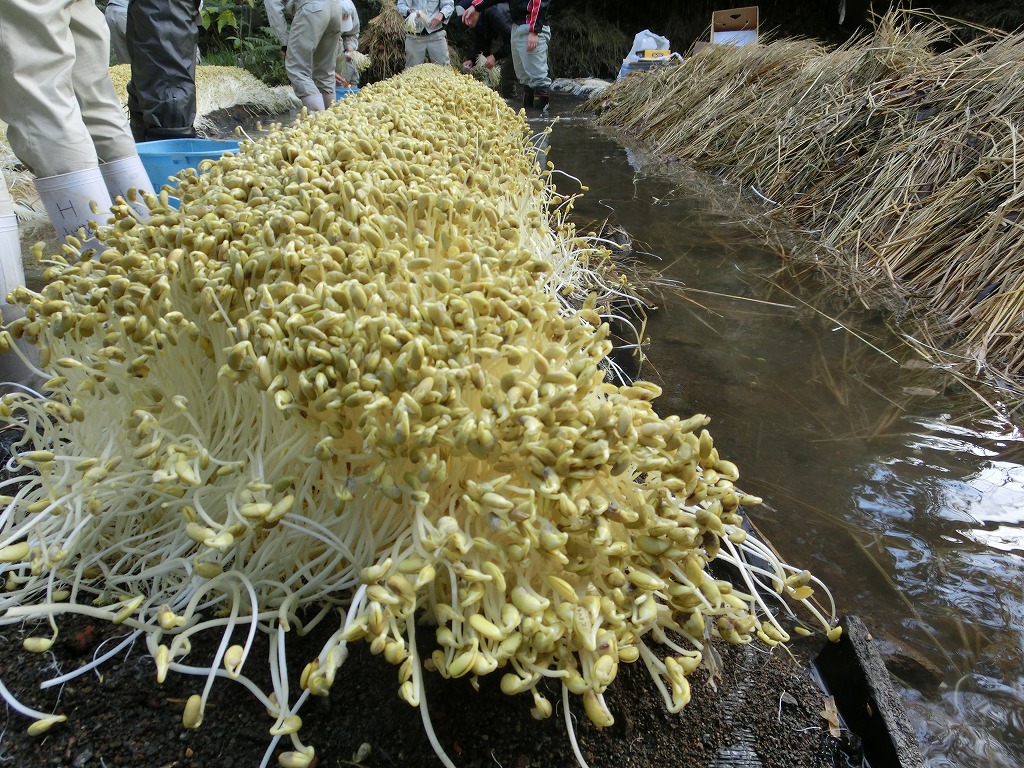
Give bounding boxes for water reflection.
[545,113,1024,768]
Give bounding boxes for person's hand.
[462,59,473,71]
[526,31,538,52]
[429,12,443,29]
[463,7,479,26]
[335,73,350,85]
[280,45,287,58]
[484,54,496,69]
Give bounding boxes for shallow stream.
[539,106,1024,768]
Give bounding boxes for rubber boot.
[300,93,326,113]
[523,86,535,109]
[34,167,113,256]
[0,216,41,395]
[536,91,550,114]
[100,155,156,220]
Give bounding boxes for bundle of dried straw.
[360,0,407,84]
[592,11,1024,400]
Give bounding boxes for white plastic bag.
[624,29,671,64]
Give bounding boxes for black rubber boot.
[523,86,535,109]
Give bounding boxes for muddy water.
[540,109,1024,768]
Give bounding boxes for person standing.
[265,0,344,112]
[126,0,203,140]
[396,0,454,69]
[335,0,361,87]
[103,0,130,64]
[463,0,551,111]
[0,0,155,251]
[456,0,516,98]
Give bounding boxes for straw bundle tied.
[361,0,408,84]
[591,11,1024,400]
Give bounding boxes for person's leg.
[312,0,343,107]
[69,1,154,211]
[0,0,113,247]
[514,24,552,110]
[104,3,131,64]
[0,174,25,300]
[531,25,552,111]
[516,25,551,91]
[70,0,139,164]
[498,55,517,98]
[425,30,450,66]
[126,0,200,141]
[285,3,326,111]
[405,34,427,68]
[0,0,100,177]
[510,25,531,107]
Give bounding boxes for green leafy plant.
[234,26,290,86]
[200,0,254,34]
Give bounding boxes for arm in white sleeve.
[342,26,359,52]
[439,0,455,21]
[396,0,413,17]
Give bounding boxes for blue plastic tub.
[136,138,240,191]
[336,86,360,101]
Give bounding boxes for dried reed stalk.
[591,10,1024,400]
[360,0,407,84]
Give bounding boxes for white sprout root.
[0,65,839,768]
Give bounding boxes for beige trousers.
[285,0,343,99]
[0,0,137,178]
[404,30,450,68]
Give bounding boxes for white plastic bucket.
[0,214,25,297]
[34,167,113,242]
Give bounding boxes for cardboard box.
[710,6,758,46]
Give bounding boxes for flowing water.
[538,106,1024,768]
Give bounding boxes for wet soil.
[0,612,854,768]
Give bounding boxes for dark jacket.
[469,0,550,34]
[457,0,512,59]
